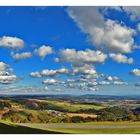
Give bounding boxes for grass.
[17,121,140,134]
[48,127,140,134]
[46,121,140,134]
[1,119,140,134]
[68,121,140,126]
[0,121,63,134]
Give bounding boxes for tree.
[127,112,137,121]
[70,116,85,123]
[97,106,131,121]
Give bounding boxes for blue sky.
[0,6,140,95]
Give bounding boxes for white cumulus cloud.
[130,69,140,77]
[42,79,58,85]
[11,52,32,61]
[67,7,136,54]
[0,62,9,71]
[41,69,57,77]
[109,53,134,64]
[57,48,107,66]
[0,61,16,84]
[0,36,24,49]
[30,72,42,78]
[34,45,53,59]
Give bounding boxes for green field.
[17,121,140,134]
[48,127,140,134]
[64,121,140,126]
[1,120,140,134]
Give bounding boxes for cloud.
[67,7,136,54]
[29,64,129,92]
[72,64,98,79]
[87,87,98,91]
[11,52,32,61]
[0,85,43,93]
[64,80,98,92]
[106,7,140,19]
[29,62,129,92]
[0,36,24,49]
[112,81,128,85]
[41,69,57,77]
[109,53,134,64]
[65,79,76,83]
[10,45,53,61]
[130,69,140,77]
[44,86,49,91]
[104,7,140,21]
[105,76,119,81]
[30,67,69,78]
[0,74,16,84]
[0,61,16,84]
[8,68,14,74]
[57,67,69,74]
[137,23,140,32]
[98,81,111,85]
[42,79,58,85]
[34,45,53,59]
[37,66,99,92]
[0,62,9,71]
[57,48,107,66]
[87,81,98,86]
[98,81,128,85]
[122,7,140,21]
[30,72,42,78]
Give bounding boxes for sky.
[0,6,140,95]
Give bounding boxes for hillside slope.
[0,122,62,134]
